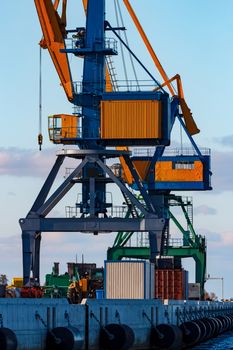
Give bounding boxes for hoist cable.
[116,0,139,89]
[38,46,43,151]
[114,0,129,88]
[106,21,165,92]
[180,121,183,155]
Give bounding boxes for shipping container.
[101,99,162,140]
[105,260,154,299]
[188,283,201,300]
[155,268,188,300]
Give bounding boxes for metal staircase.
[106,56,118,91]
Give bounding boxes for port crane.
[20,0,211,298]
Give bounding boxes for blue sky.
[0,1,233,299]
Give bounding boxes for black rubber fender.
[99,323,135,350]
[215,315,229,332]
[200,317,215,339]
[46,326,83,350]
[0,328,17,350]
[226,314,233,329]
[224,315,233,330]
[194,319,207,342]
[205,317,220,337]
[151,324,183,350]
[180,321,201,346]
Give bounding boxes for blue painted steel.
[78,0,106,214]
[0,298,85,350]
[61,47,117,55]
[102,91,164,100]
[96,289,104,299]
[1,298,233,350]
[81,0,105,139]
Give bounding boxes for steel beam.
[96,158,151,216]
[22,231,36,285]
[36,157,88,217]
[30,155,65,213]
[20,217,164,233]
[122,154,156,212]
[33,232,41,285]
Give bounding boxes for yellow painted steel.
[48,114,78,143]
[155,161,203,182]
[101,100,162,139]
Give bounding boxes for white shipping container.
[105,260,154,299]
[188,283,201,300]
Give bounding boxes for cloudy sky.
[0,1,233,298]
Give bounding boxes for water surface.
[193,331,233,349]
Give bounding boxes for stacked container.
[155,269,189,300]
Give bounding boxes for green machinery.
[44,262,104,299]
[107,194,206,298]
[44,263,76,298]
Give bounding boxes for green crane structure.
[107,195,206,298]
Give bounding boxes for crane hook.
[38,133,43,151]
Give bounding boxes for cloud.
[214,135,233,148]
[167,141,233,193]
[0,147,82,180]
[41,232,114,259]
[0,147,55,177]
[198,228,233,248]
[194,205,217,216]
[211,150,233,192]
[198,228,222,243]
[218,231,233,247]
[7,191,16,196]
[0,231,116,281]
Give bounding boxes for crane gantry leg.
[20,149,166,285]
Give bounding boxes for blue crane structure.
[20,0,211,298]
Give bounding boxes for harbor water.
[193,331,233,349]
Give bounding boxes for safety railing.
[48,126,82,142]
[65,206,79,218]
[65,37,117,52]
[169,196,193,207]
[73,79,159,94]
[168,238,185,247]
[107,205,128,218]
[114,80,158,92]
[65,205,128,218]
[132,147,211,157]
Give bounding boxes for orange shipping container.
[101,99,162,140]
